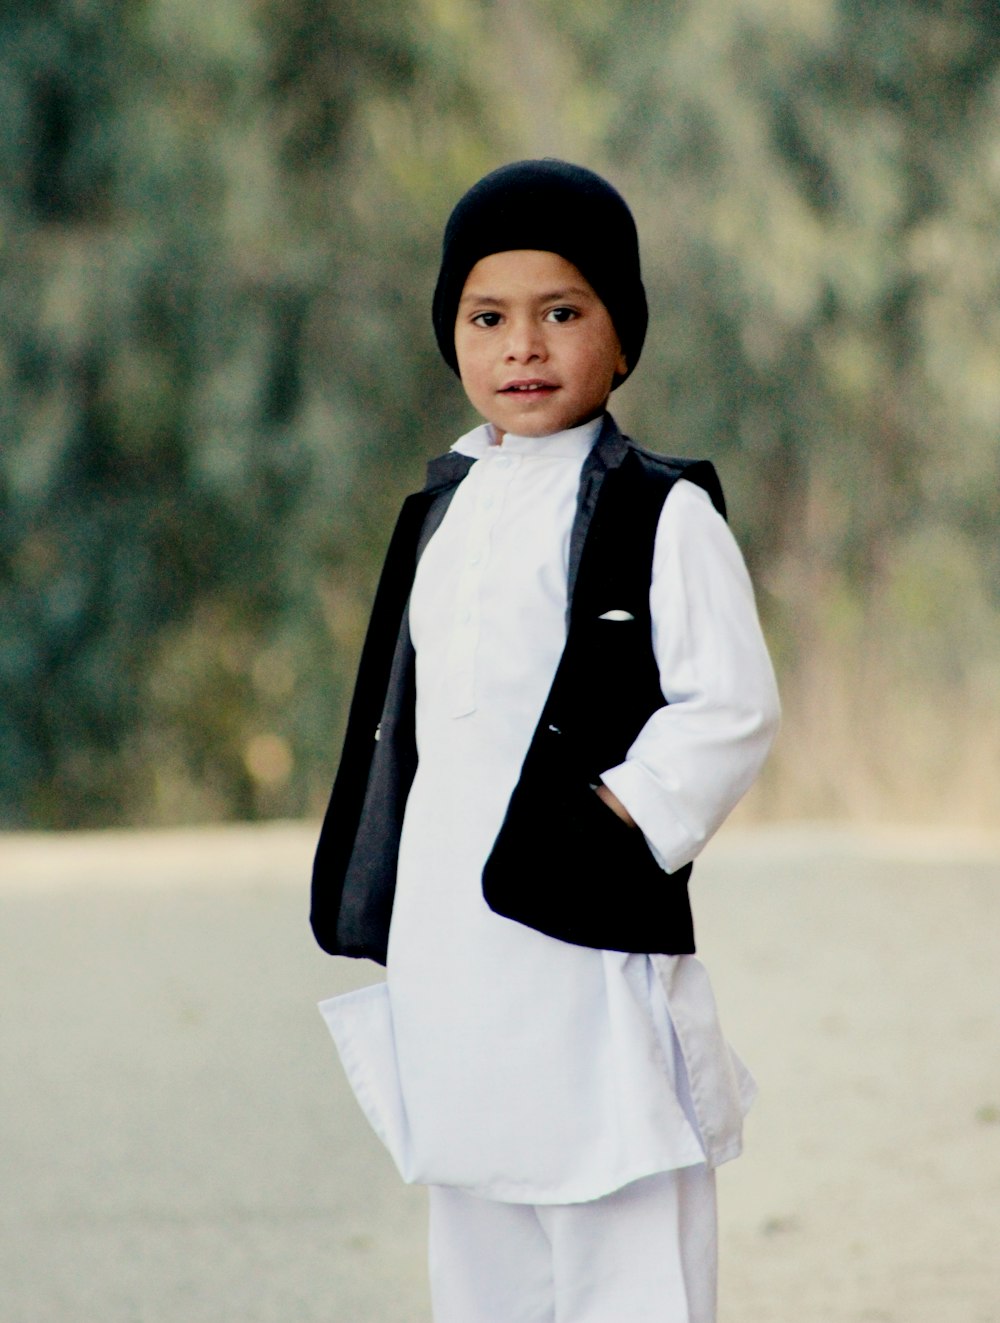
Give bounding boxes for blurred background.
[2,0,998,834]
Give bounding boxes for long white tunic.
[321,417,780,1204]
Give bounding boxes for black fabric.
[482,739,695,953]
[482,449,706,953]
[310,474,469,960]
[309,417,725,961]
[432,159,648,383]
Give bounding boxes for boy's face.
[454,249,627,440]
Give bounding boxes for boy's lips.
[498,380,558,394]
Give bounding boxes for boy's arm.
[598,479,780,872]
[594,782,637,826]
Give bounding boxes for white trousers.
[427,1165,717,1323]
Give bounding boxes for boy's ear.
[614,329,628,380]
[613,343,628,385]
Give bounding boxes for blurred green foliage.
[2,0,998,829]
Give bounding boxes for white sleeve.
[599,478,780,873]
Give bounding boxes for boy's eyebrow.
[458,286,595,307]
[458,293,505,308]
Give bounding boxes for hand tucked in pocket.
[594,782,637,828]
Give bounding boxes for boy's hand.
[594,783,637,828]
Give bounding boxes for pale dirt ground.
[2,820,999,1323]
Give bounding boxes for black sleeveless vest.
[310,416,725,963]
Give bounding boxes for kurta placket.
[320,417,775,1204]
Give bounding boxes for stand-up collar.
[452,417,602,460]
[424,413,629,493]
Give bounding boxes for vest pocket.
[482,728,695,954]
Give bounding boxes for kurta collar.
[451,417,602,460]
[423,412,629,493]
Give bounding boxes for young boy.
[311,160,780,1322]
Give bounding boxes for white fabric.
[319,416,779,1202]
[427,1166,718,1323]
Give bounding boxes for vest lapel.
[565,414,629,623]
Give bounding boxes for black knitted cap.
[432,159,647,384]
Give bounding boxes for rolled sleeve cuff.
[599,760,706,875]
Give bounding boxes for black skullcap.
[432,159,647,385]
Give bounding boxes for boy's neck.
[487,412,607,449]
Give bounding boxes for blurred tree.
[1,0,997,829]
[593,0,1000,818]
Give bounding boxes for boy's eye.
[545,306,578,323]
[471,311,502,328]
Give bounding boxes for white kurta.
[321,417,780,1204]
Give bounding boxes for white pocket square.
[598,609,635,621]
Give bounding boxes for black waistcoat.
[310,416,725,963]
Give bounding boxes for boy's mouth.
[499,380,557,394]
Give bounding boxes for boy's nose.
[504,319,546,362]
